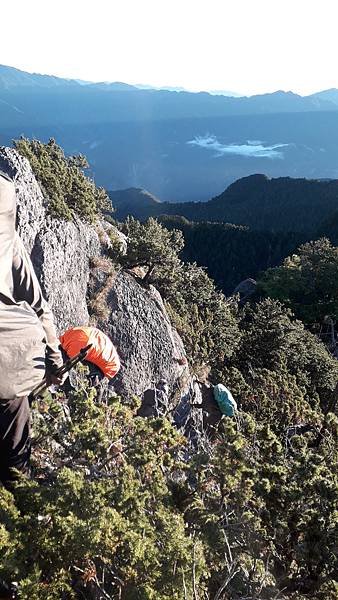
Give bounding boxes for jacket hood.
[0,174,16,297]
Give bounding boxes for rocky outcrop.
[0,146,45,251]
[89,266,189,400]
[0,146,191,403]
[108,272,188,399]
[31,218,101,332]
[233,278,257,304]
[0,147,101,332]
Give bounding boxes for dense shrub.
[117,217,240,371]
[0,376,336,599]
[14,138,110,221]
[119,217,184,283]
[258,238,338,326]
[0,386,203,599]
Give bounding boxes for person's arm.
[12,234,63,375]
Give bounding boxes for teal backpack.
[213,384,237,417]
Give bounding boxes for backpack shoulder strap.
[0,170,13,183]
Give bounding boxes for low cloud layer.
[187,135,289,159]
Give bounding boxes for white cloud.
[187,135,290,159]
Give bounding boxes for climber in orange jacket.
[59,326,120,396]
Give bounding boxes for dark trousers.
[0,396,31,487]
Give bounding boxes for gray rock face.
[0,147,46,251]
[0,147,100,332]
[0,146,191,402]
[102,271,189,400]
[32,217,101,332]
[233,278,257,304]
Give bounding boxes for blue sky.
[1,0,338,95]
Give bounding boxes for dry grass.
[88,257,118,323]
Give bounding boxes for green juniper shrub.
[232,298,338,414]
[0,379,206,600]
[119,217,184,283]
[258,238,338,327]
[115,217,240,371]
[0,368,336,599]
[14,138,110,222]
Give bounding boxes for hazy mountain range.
[2,64,338,201]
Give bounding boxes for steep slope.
[0,147,189,401]
[109,187,161,220]
[309,88,338,106]
[0,143,337,600]
[159,216,305,294]
[0,64,80,89]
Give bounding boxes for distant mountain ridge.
[1,64,337,104]
[309,88,338,106]
[0,64,80,89]
[2,64,338,201]
[109,188,161,220]
[111,174,338,234]
[1,64,337,116]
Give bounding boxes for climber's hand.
[46,373,68,386]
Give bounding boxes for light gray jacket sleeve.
[12,235,63,374]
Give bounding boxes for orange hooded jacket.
[59,326,120,380]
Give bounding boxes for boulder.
[0,146,191,403]
[99,271,188,400]
[233,278,257,303]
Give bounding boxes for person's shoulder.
[0,171,15,199]
[0,170,13,184]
